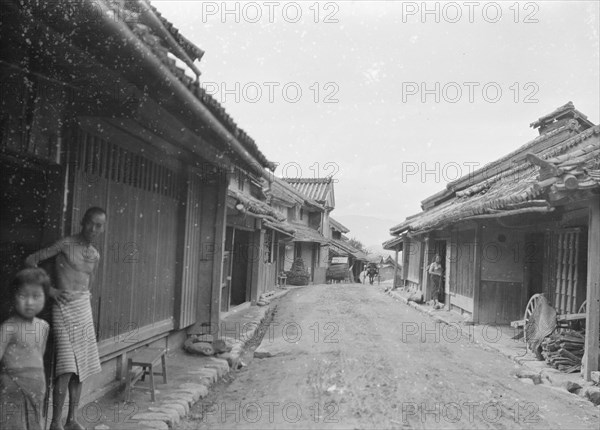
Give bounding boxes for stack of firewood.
[541,330,585,373]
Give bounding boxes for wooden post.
[393,248,399,288]
[402,237,410,286]
[583,196,600,380]
[472,223,482,323]
[421,236,430,299]
[210,175,228,337]
[250,227,265,304]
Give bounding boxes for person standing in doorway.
[428,255,444,309]
[25,207,106,430]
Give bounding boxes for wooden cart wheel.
[523,293,544,345]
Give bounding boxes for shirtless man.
[25,207,106,430]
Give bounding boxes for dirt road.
[177,284,599,429]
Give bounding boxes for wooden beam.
[583,196,600,380]
[393,249,399,288]
[210,175,228,337]
[250,229,266,304]
[421,236,430,300]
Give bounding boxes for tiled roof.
[530,101,594,130]
[102,0,275,170]
[536,133,600,193]
[329,238,360,257]
[382,236,404,250]
[263,219,295,236]
[329,239,369,261]
[420,119,581,210]
[147,1,205,62]
[388,124,599,236]
[289,223,328,243]
[269,177,324,209]
[269,178,306,206]
[228,189,285,221]
[329,217,350,234]
[283,177,333,205]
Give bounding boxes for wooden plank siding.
[178,169,203,328]
[478,224,525,323]
[406,238,423,286]
[479,281,522,324]
[68,128,182,353]
[449,229,477,298]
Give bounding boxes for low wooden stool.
[125,347,167,402]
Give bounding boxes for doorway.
[230,229,251,307]
[431,240,447,303]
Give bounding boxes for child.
[0,268,50,430]
[25,207,105,430]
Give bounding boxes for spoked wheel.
[523,293,545,351]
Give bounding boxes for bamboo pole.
[565,232,575,313]
[555,233,564,309]
[572,232,579,314]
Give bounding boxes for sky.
[153,0,600,246]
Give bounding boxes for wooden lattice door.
[554,228,581,314]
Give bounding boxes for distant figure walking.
[366,263,379,285]
[25,207,106,430]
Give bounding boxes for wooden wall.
[178,169,207,328]
[406,238,423,286]
[479,281,522,324]
[478,224,525,324]
[449,228,476,298]
[69,127,182,353]
[261,261,278,293]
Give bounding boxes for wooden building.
[280,178,334,284]
[384,103,599,380]
[222,170,294,311]
[382,235,404,288]
[327,217,368,283]
[1,0,275,398]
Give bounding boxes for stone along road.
[177,284,599,429]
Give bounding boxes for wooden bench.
[124,347,168,402]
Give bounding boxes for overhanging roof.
[263,220,295,237]
[329,217,350,234]
[228,189,285,221]
[283,177,335,208]
[289,224,328,243]
[16,0,276,175]
[382,236,404,250]
[388,122,599,236]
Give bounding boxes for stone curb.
[387,290,473,342]
[123,289,289,429]
[385,288,600,406]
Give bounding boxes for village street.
[177,284,599,430]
